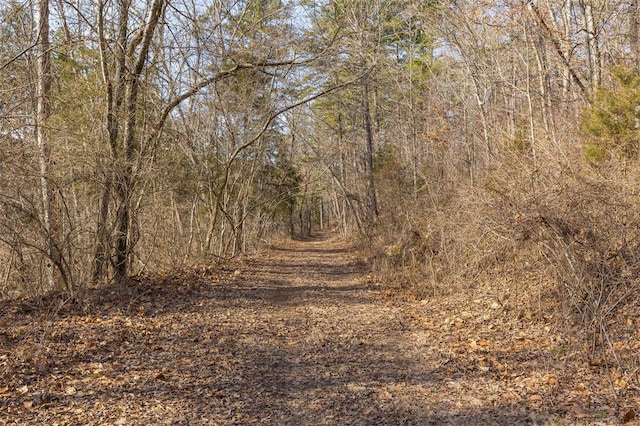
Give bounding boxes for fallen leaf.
[379,390,393,400]
[622,408,636,423]
[589,358,603,367]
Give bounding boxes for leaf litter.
[0,235,639,425]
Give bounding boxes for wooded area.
[1,0,640,423]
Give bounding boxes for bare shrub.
[370,138,640,368]
[370,159,520,299]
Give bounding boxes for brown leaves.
[622,408,636,423]
[0,237,638,424]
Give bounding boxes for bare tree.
[631,0,640,66]
[581,0,602,90]
[35,0,66,290]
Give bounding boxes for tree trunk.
[362,77,378,218]
[114,169,132,284]
[526,0,589,99]
[560,0,574,103]
[582,0,601,91]
[338,113,349,234]
[93,0,128,284]
[113,0,165,285]
[631,0,640,66]
[36,0,58,290]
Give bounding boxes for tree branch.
[525,0,590,100]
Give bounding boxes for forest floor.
[1,234,639,425]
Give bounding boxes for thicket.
[365,66,640,372]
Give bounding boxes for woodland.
[1,0,640,424]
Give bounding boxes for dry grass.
[369,145,640,373]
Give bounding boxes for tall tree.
[631,0,640,66]
[35,0,60,289]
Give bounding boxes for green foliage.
[379,3,438,77]
[507,118,532,156]
[256,153,301,222]
[374,144,412,193]
[228,0,289,44]
[241,0,285,27]
[581,67,640,162]
[373,144,401,174]
[584,144,608,164]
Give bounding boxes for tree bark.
[631,0,640,66]
[93,0,128,284]
[582,0,601,91]
[113,0,165,284]
[362,77,379,218]
[36,0,58,289]
[526,0,589,99]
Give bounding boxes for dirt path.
[1,235,637,425]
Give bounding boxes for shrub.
[581,66,640,162]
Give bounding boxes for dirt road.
[0,235,635,425]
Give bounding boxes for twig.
[1,249,14,297]
[599,320,619,400]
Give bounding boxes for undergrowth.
[369,147,640,374]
